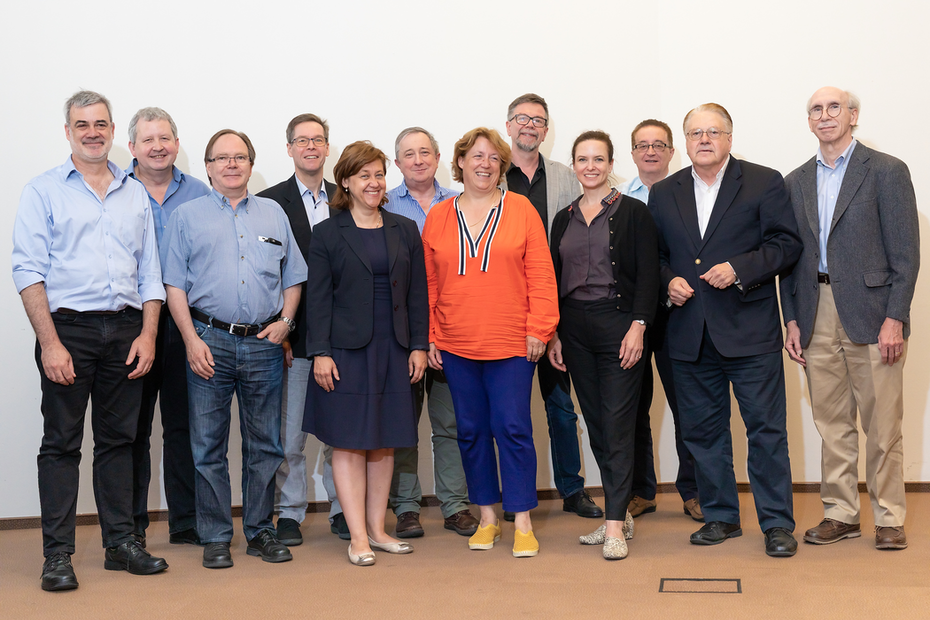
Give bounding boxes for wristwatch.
[280,316,296,332]
[634,319,645,325]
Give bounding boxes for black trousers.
[37,309,143,556]
[559,298,646,521]
[132,309,197,535]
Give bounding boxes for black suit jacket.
[257,174,338,358]
[305,208,429,356]
[647,158,802,361]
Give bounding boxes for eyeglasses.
[290,137,327,148]
[685,128,730,141]
[509,114,548,128]
[633,142,670,153]
[808,103,845,121]
[208,155,250,165]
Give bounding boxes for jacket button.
[609,246,613,250]
[394,305,399,311]
[393,280,398,286]
[695,259,702,265]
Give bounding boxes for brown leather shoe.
[444,510,479,536]
[628,496,657,518]
[803,518,861,544]
[875,526,907,550]
[395,512,424,539]
[683,498,704,522]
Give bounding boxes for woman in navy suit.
[303,141,429,566]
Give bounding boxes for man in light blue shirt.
[12,90,168,592]
[126,107,210,549]
[163,129,306,569]
[382,127,478,538]
[619,120,702,524]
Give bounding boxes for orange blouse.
[422,191,559,360]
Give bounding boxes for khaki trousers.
[804,283,906,526]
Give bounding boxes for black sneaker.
[330,512,351,540]
[276,517,303,546]
[41,553,78,592]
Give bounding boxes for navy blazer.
[648,158,802,361]
[305,208,429,356]
[257,174,338,358]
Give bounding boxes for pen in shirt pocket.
[258,236,282,246]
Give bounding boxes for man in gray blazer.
[499,93,602,520]
[781,86,919,550]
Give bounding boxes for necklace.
[355,211,383,229]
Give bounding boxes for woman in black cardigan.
[303,141,429,566]
[547,130,659,560]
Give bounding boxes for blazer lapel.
[798,157,820,238]
[830,144,869,231]
[672,171,702,251]
[700,158,741,250]
[383,210,400,272]
[284,175,313,244]
[337,210,372,273]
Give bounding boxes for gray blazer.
[500,153,580,239]
[780,142,920,346]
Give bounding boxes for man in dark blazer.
[257,113,338,546]
[648,103,802,557]
[780,87,919,551]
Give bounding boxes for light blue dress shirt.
[126,160,210,253]
[384,179,458,233]
[619,175,650,205]
[816,139,856,273]
[161,190,308,325]
[12,156,165,312]
[294,176,331,229]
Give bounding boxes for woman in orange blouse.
[422,127,558,558]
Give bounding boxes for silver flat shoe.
[347,544,375,566]
[603,536,628,560]
[623,511,634,540]
[368,536,414,554]
[579,524,606,545]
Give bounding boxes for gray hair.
[393,127,440,159]
[506,93,549,121]
[64,90,112,124]
[683,102,733,134]
[805,89,861,115]
[128,107,178,144]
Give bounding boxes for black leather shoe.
[690,521,742,545]
[104,540,168,574]
[331,513,351,540]
[246,529,292,563]
[764,527,798,557]
[169,528,203,546]
[276,518,303,546]
[563,490,604,518]
[203,542,233,569]
[132,532,146,548]
[503,511,516,522]
[41,553,78,591]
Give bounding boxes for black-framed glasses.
[208,155,250,165]
[633,142,670,153]
[685,128,730,141]
[290,137,327,148]
[808,103,844,121]
[509,114,548,128]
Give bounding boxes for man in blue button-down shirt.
[126,107,210,549]
[12,90,169,592]
[163,129,307,569]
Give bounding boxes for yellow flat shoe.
[513,529,539,558]
[468,522,502,550]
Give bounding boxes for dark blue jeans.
[132,309,197,535]
[536,354,584,499]
[187,320,284,543]
[37,309,143,555]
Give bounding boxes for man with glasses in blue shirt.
[383,127,479,538]
[500,93,602,521]
[162,129,307,569]
[13,90,169,591]
[126,107,210,549]
[619,120,702,524]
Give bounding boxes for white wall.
[1,0,927,519]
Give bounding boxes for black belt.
[56,308,133,316]
[817,273,831,284]
[190,308,280,337]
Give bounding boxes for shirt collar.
[63,155,126,184]
[816,138,857,170]
[295,175,327,201]
[211,187,250,211]
[626,176,646,194]
[691,155,730,189]
[396,178,451,201]
[126,158,183,184]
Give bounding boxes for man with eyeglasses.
[647,103,802,557]
[13,90,169,591]
[257,114,340,547]
[381,127,479,538]
[618,120,701,524]
[780,87,919,551]
[162,129,307,569]
[499,93,602,521]
[126,107,210,550]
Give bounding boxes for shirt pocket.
[256,235,285,279]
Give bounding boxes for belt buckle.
[229,323,248,336]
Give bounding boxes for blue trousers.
[442,353,539,513]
